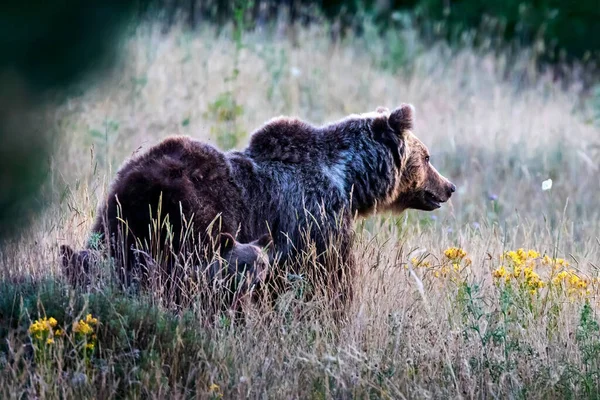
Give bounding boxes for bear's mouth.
[423,191,445,209]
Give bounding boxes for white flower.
[542,179,553,191]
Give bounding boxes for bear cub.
[60,233,271,311]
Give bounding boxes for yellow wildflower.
[559,259,569,268]
[29,317,57,336]
[85,343,95,351]
[74,321,94,336]
[542,255,552,266]
[527,250,540,259]
[524,270,544,290]
[46,338,55,345]
[444,247,467,261]
[552,269,592,299]
[85,314,98,325]
[513,265,522,278]
[542,255,570,269]
[411,257,431,268]
[504,251,520,266]
[552,271,569,285]
[492,266,508,279]
[209,383,223,398]
[502,248,540,268]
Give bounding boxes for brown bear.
[61,232,271,313]
[63,103,454,313]
[204,232,272,312]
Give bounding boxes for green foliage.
[416,0,600,63]
[365,0,600,64]
[575,302,600,397]
[0,279,215,397]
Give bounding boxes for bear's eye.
[425,155,430,163]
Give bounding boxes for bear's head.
[383,104,456,212]
[207,232,273,310]
[60,245,94,287]
[212,232,272,289]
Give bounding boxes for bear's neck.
[342,134,398,216]
[307,117,398,216]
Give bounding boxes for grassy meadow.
[1,18,600,398]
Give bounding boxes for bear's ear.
[217,232,236,251]
[252,233,273,249]
[388,103,415,134]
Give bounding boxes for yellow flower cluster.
[552,270,591,297]
[492,249,597,300]
[501,248,540,267]
[493,249,548,294]
[492,265,509,281]
[410,257,431,268]
[74,314,98,336]
[409,247,472,280]
[73,314,99,352]
[29,317,63,344]
[444,247,472,265]
[28,314,100,357]
[441,247,471,278]
[542,255,570,269]
[523,267,546,293]
[209,383,223,398]
[29,317,65,345]
[29,317,57,337]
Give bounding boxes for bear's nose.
[447,183,456,197]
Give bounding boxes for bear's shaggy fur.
[64,104,455,311]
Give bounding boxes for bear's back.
[245,117,322,164]
[93,135,244,250]
[116,136,227,185]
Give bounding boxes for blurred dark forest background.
[155,0,600,65]
[0,0,598,241]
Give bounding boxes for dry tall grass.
[1,20,599,398]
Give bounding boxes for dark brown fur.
[62,104,455,315]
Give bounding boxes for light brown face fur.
[391,130,455,212]
[376,104,455,213]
